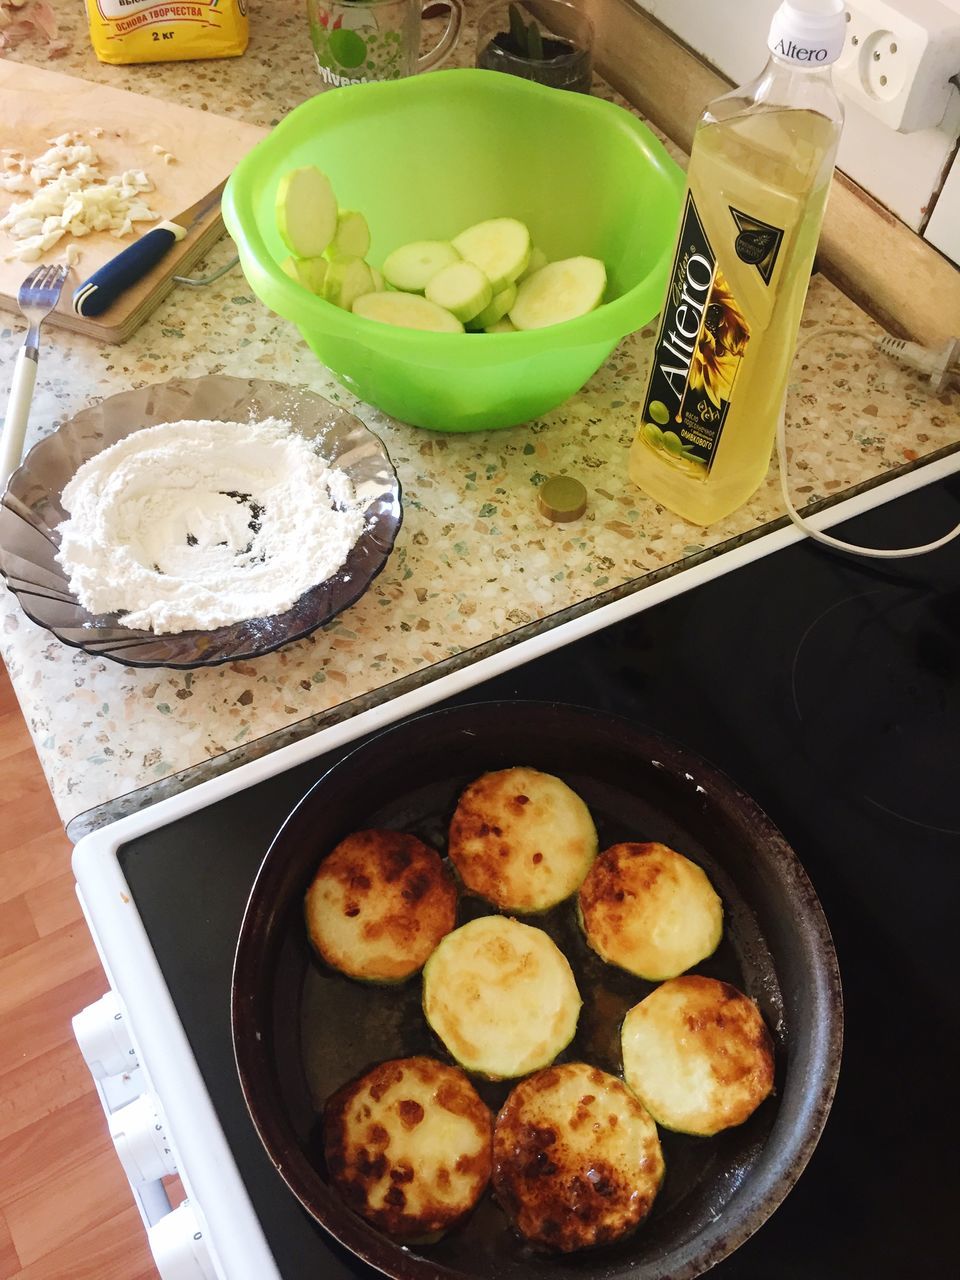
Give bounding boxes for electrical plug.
[876,335,960,394]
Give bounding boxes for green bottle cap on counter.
[538,475,588,522]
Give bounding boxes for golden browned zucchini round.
[492,1062,664,1252]
[578,841,723,980]
[422,916,581,1080]
[304,829,457,982]
[621,975,775,1136]
[447,766,598,912]
[324,1056,493,1241]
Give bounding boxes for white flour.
[56,417,366,635]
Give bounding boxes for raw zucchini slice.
[510,257,606,330]
[517,245,548,282]
[275,166,338,259]
[280,254,327,294]
[323,254,376,311]
[326,210,371,260]
[352,290,464,333]
[484,317,517,334]
[324,1056,493,1241]
[493,1062,664,1252]
[425,261,493,323]
[452,217,531,292]
[304,829,457,982]
[422,916,581,1079]
[621,976,775,1136]
[578,842,723,980]
[448,766,598,912]
[468,282,517,331]
[381,240,461,293]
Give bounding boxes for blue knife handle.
[72,222,185,318]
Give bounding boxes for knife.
[72,180,227,319]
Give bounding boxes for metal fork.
[0,264,69,491]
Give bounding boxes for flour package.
[85,0,249,65]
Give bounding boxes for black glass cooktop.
[119,473,960,1280]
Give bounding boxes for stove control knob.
[109,1091,178,1185]
[149,1201,218,1280]
[72,990,140,1078]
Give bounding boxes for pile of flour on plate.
[56,417,366,635]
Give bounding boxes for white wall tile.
[633,0,960,252]
[923,146,960,265]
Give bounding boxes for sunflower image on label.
[640,193,758,476]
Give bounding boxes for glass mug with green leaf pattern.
[308,0,464,88]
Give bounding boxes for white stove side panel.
[73,839,282,1280]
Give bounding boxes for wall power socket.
[833,0,960,132]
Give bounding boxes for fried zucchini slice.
[448,767,598,912]
[422,916,581,1080]
[578,842,723,980]
[324,1056,493,1241]
[304,829,457,982]
[493,1062,664,1252]
[621,975,775,1136]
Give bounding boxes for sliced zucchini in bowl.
[509,257,607,330]
[422,916,581,1080]
[425,261,493,324]
[323,254,376,312]
[451,217,530,293]
[381,239,461,293]
[468,282,517,332]
[352,291,465,333]
[275,165,338,259]
[281,254,327,294]
[325,210,371,261]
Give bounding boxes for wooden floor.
[0,660,158,1280]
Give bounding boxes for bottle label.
[766,5,846,69]
[730,207,784,284]
[639,192,761,475]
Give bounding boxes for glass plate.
[0,375,402,669]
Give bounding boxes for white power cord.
[874,335,960,396]
[776,324,960,559]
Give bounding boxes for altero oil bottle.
[629,0,845,525]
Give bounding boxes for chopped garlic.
[0,135,160,262]
[0,173,33,193]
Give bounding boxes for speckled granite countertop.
[1,1,958,838]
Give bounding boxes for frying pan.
[232,701,842,1279]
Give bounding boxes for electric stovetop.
[115,474,960,1279]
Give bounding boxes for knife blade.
[72,180,228,319]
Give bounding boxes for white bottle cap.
[768,0,845,68]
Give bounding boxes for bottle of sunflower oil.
[629,0,846,525]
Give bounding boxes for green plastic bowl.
[223,69,683,432]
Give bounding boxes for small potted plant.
[476,0,594,94]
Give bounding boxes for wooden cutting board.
[0,64,268,344]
